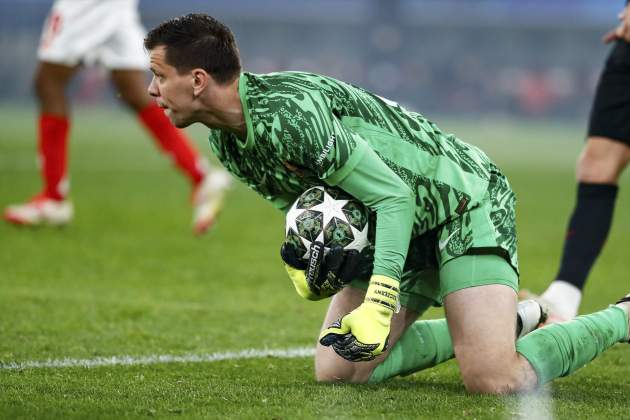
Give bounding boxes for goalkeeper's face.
[147,46,201,128]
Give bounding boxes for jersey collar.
[237,72,255,150]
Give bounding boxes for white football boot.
[4,195,73,226]
[519,280,581,325]
[192,168,232,235]
[518,290,566,325]
[516,299,549,339]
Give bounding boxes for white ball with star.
[285,186,370,260]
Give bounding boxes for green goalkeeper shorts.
[350,170,519,313]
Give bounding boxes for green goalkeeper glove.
[281,241,371,300]
[319,275,400,362]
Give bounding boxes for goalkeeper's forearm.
[333,144,415,281]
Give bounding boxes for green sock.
[368,319,454,384]
[516,306,629,385]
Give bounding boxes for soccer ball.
[285,186,370,260]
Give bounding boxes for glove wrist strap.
[365,275,400,313]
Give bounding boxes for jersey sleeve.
[269,93,415,282]
[335,141,415,281]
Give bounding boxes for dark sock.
[555,182,618,290]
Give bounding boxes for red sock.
[138,102,205,185]
[39,114,70,200]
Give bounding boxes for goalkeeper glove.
[281,241,371,300]
[319,275,399,362]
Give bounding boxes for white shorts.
[37,0,147,70]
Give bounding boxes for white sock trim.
[613,301,630,342]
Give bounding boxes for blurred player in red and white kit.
[4,0,231,234]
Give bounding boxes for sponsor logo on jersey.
[315,134,336,167]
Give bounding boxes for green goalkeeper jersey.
[208,71,499,281]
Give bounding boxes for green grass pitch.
[1,107,629,418]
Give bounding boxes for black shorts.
[588,40,630,145]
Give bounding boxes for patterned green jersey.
[208,71,500,281]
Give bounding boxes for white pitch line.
[0,347,315,371]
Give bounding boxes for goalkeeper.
[144,14,630,393]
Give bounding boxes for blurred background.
[0,0,623,119]
[2,1,629,277]
[2,3,630,416]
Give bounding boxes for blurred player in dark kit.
[521,3,630,322]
